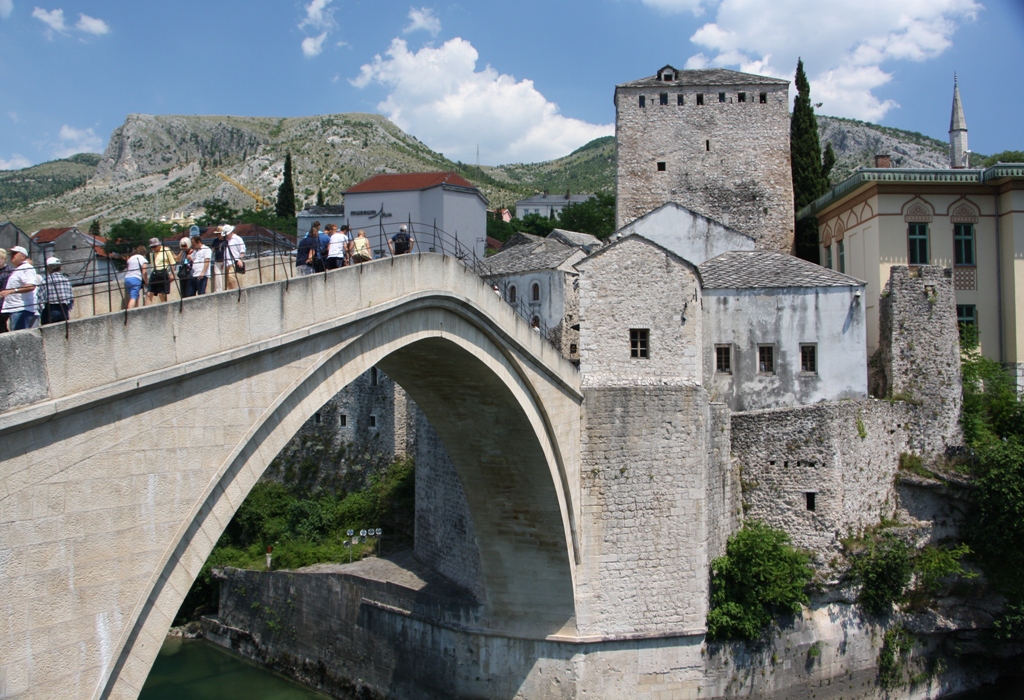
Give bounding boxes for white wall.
[703,286,867,411]
[615,203,755,265]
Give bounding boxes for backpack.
[393,232,410,254]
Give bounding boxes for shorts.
[148,269,171,295]
[125,277,143,300]
[298,264,314,276]
[326,257,344,270]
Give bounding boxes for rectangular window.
[718,92,726,103]
[800,344,817,374]
[715,345,732,374]
[339,414,347,427]
[630,329,649,359]
[569,343,578,354]
[370,367,379,386]
[837,240,845,273]
[908,223,929,265]
[677,94,684,105]
[314,412,322,425]
[954,223,975,266]
[956,304,977,333]
[369,414,377,428]
[805,492,816,512]
[758,345,775,374]
[657,161,666,171]
[639,95,645,108]
[705,140,710,151]
[759,92,767,103]
[696,93,704,106]
[738,92,747,103]
[825,245,833,269]
[659,92,668,105]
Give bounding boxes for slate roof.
[618,67,789,89]
[548,228,602,251]
[699,251,865,289]
[476,233,582,277]
[345,171,477,194]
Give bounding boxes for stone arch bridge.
[0,254,587,699]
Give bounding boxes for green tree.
[983,150,1024,167]
[853,533,912,616]
[195,198,240,227]
[88,219,101,238]
[791,58,831,262]
[557,193,616,239]
[707,522,812,640]
[316,188,325,206]
[104,219,174,258]
[517,212,558,238]
[276,152,296,219]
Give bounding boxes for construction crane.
[216,172,272,209]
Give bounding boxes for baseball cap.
[10,245,27,256]
[46,256,61,266]
[148,237,161,247]
[221,225,235,235]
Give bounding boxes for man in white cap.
[222,224,246,290]
[37,256,74,324]
[0,246,41,330]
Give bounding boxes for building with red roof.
[30,225,116,284]
[342,171,487,259]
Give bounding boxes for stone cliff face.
[818,116,952,181]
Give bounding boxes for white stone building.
[514,191,594,219]
[611,201,755,265]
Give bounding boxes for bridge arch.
[0,256,582,700]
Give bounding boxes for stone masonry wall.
[732,400,911,559]
[878,265,963,456]
[577,385,710,635]
[412,406,484,601]
[615,82,794,253]
[706,402,739,562]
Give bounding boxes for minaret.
[949,74,969,169]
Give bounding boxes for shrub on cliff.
[707,522,812,641]
[852,532,913,617]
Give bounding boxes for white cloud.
[0,154,32,170]
[0,0,13,20]
[404,7,441,36]
[663,0,979,121]
[640,0,708,14]
[302,32,327,57]
[8,111,18,123]
[352,37,612,164]
[53,124,103,158]
[75,13,109,35]
[32,6,65,34]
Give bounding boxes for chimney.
[874,155,892,169]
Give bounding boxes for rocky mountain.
[0,111,973,233]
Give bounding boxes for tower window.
[531,282,540,302]
[657,161,666,171]
[696,93,704,106]
[758,345,775,374]
[660,93,668,105]
[706,140,710,152]
[715,345,732,374]
[738,92,746,103]
[630,329,649,359]
[718,92,726,103]
[677,94,684,106]
[805,492,817,512]
[954,223,975,266]
[370,367,378,386]
[369,414,377,428]
[759,92,767,103]
[314,412,322,425]
[800,344,817,374]
[908,223,929,265]
[639,95,645,108]
[339,414,347,427]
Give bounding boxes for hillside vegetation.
[0,111,984,233]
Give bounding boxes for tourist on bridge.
[0,249,13,332]
[326,224,349,269]
[296,224,318,275]
[388,224,414,256]
[124,245,148,310]
[176,238,193,297]
[351,229,372,264]
[314,224,331,272]
[38,257,74,324]
[188,235,212,296]
[146,237,177,304]
[223,225,246,290]
[0,246,39,331]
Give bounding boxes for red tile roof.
[32,227,74,243]
[344,171,476,195]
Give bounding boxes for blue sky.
[0,0,1021,169]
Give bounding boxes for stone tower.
[949,74,969,169]
[615,65,794,254]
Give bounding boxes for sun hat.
[221,225,234,235]
[46,256,61,266]
[179,238,191,248]
[148,237,161,247]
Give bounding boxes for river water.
[140,636,1019,700]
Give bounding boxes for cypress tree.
[790,59,830,262]
[276,152,296,218]
[316,188,325,206]
[88,219,101,238]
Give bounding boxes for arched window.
[508,285,517,304]
[531,282,540,302]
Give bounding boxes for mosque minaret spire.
[949,73,969,169]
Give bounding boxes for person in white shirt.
[188,236,212,296]
[124,245,148,309]
[326,224,349,269]
[0,246,40,330]
[222,225,246,290]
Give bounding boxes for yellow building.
[800,163,1024,390]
